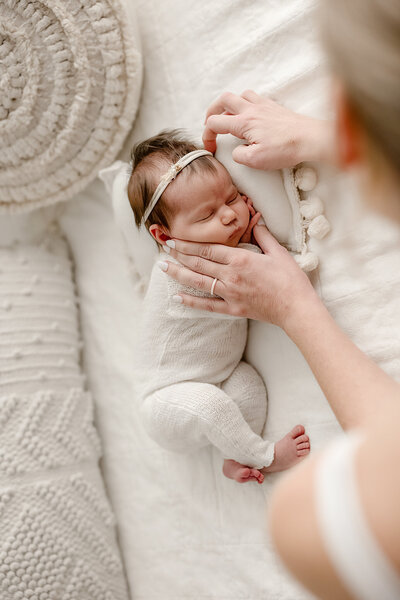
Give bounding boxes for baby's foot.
[261,425,310,474]
[223,458,264,484]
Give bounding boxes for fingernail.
[172,295,183,303]
[158,261,168,272]
[166,239,175,249]
[163,245,170,254]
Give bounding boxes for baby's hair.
[128,129,217,236]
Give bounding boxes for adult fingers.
[164,251,225,280]
[161,260,222,295]
[240,89,262,103]
[164,239,232,264]
[202,114,244,153]
[231,143,256,167]
[173,293,232,315]
[204,91,249,123]
[252,224,282,254]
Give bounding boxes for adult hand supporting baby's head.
[202,90,335,170]
[160,224,318,332]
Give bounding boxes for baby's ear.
[148,224,161,243]
[149,224,170,244]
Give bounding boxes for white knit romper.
[135,243,275,469]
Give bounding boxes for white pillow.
[99,160,159,285]
[0,229,129,599]
[99,136,331,278]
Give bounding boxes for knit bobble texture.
[0,232,129,599]
[0,0,142,214]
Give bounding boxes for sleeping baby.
[128,129,310,484]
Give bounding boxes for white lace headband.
[141,149,213,225]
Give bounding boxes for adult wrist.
[281,286,326,342]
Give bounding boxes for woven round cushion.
[0,0,142,213]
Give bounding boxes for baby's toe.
[297,448,310,456]
[291,425,305,438]
[297,434,309,444]
[240,467,251,479]
[297,442,310,450]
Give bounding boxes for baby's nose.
[221,207,236,225]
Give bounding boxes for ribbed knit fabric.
[0,228,129,600]
[0,0,142,214]
[136,243,275,470]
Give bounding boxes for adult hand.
[202,90,336,169]
[162,224,318,330]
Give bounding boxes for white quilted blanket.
[58,0,400,599]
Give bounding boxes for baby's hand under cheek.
[239,209,261,244]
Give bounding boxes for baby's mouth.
[229,223,246,239]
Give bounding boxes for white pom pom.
[307,215,331,239]
[299,196,324,220]
[294,252,319,272]
[294,167,317,191]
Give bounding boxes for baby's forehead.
[172,159,233,196]
[166,161,234,214]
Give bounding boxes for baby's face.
[164,160,250,247]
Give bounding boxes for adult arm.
[283,282,400,430]
[268,406,400,600]
[162,225,400,431]
[202,90,337,169]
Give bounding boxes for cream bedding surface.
[58,0,400,599]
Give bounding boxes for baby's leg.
[139,380,274,469]
[220,360,269,484]
[220,360,267,436]
[220,361,311,480]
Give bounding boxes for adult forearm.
[284,295,400,429]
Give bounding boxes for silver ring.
[210,277,218,296]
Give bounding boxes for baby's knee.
[139,393,208,453]
[222,361,267,402]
